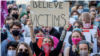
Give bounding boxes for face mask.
[8,8,12,13]
[83,23,91,28]
[71,38,81,45]
[42,43,52,56]
[21,19,27,25]
[12,14,18,19]
[27,11,30,14]
[80,51,88,56]
[17,52,29,56]
[12,30,20,36]
[7,50,16,56]
[73,28,81,32]
[5,24,10,30]
[73,15,78,20]
[78,9,83,14]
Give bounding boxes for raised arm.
[60,27,67,41]
[27,19,36,43]
[53,27,67,54]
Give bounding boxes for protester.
[20,12,29,25]
[76,5,83,14]
[10,8,19,20]
[7,4,13,14]
[7,41,19,56]
[68,20,86,46]
[29,27,63,55]
[27,19,67,56]
[81,12,93,29]
[70,11,79,20]
[1,20,24,56]
[15,42,32,56]
[90,10,96,17]
[69,11,79,25]
[26,5,30,16]
[64,30,82,56]
[3,17,15,37]
[75,40,92,56]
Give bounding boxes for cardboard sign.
[83,29,97,53]
[30,1,69,27]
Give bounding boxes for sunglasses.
[19,49,28,53]
[73,26,81,28]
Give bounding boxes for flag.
[1,1,8,28]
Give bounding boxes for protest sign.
[30,1,69,27]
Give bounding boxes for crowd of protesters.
[1,1,100,56]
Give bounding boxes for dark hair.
[42,35,54,46]
[4,17,15,25]
[73,20,83,27]
[7,41,19,49]
[76,4,83,10]
[71,30,83,37]
[9,20,21,29]
[10,8,18,13]
[89,1,97,8]
[71,11,79,16]
[34,28,43,35]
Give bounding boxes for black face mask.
[12,14,18,19]
[27,11,30,14]
[12,30,20,36]
[17,52,29,56]
[5,24,10,30]
[8,8,12,13]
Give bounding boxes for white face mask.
[78,9,83,14]
[79,51,88,56]
[7,50,16,56]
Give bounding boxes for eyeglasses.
[19,49,28,53]
[73,26,81,28]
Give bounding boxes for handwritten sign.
[30,1,69,27]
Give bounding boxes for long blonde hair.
[15,42,32,56]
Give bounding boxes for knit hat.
[20,12,29,20]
